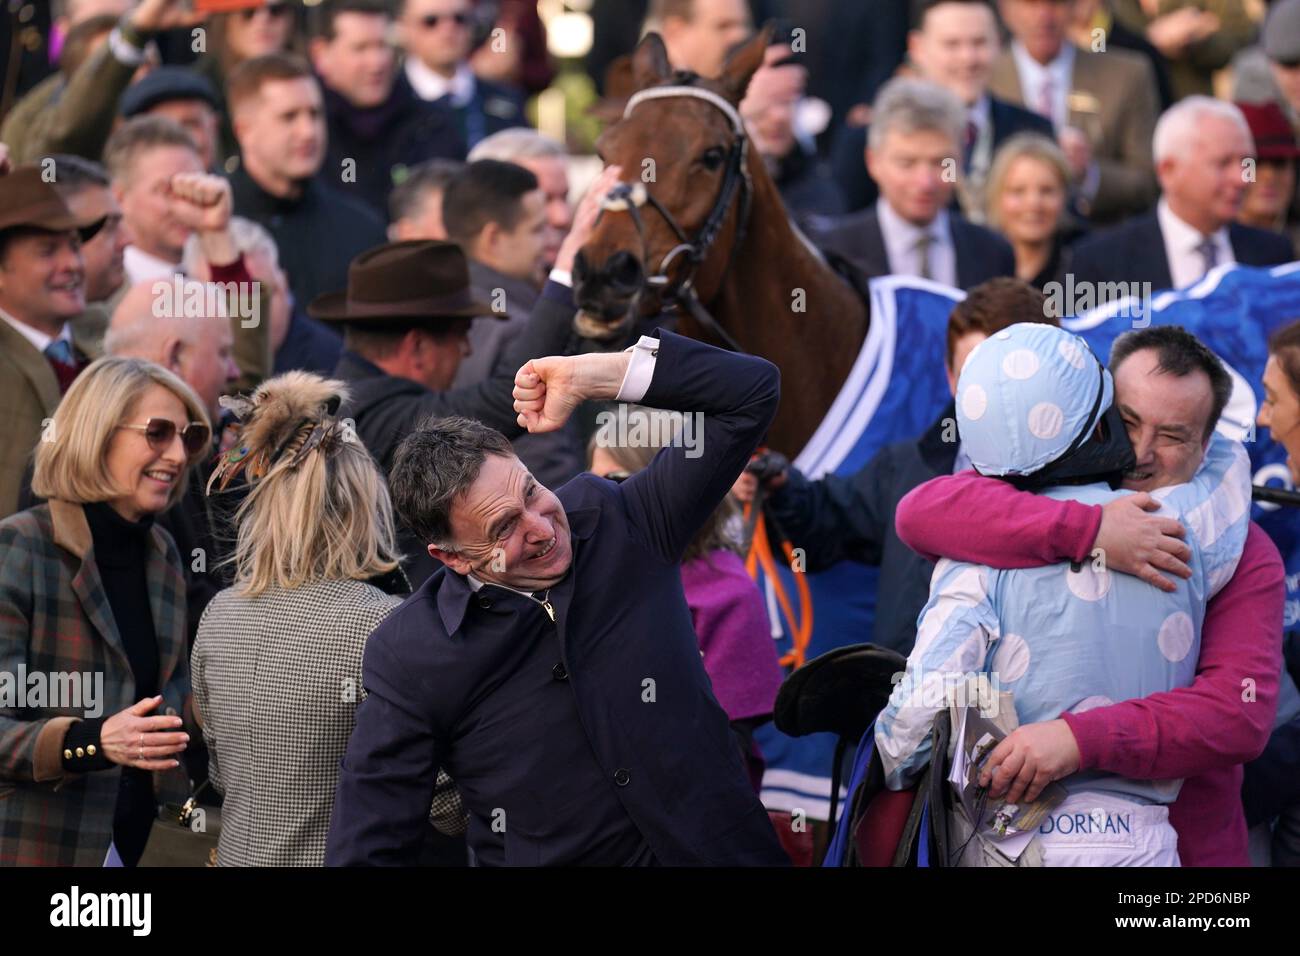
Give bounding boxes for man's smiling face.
[434,453,573,590]
[1112,347,1214,492]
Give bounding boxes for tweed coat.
[0,500,190,866]
[193,578,466,866]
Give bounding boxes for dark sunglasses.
[421,12,471,28]
[118,418,212,457]
[240,3,291,20]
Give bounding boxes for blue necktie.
[44,339,74,365]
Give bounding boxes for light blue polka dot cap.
[955,322,1113,478]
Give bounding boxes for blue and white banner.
[756,262,1300,820]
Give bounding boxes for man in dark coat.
[226,53,387,308]
[1067,96,1294,291]
[398,0,528,149]
[324,324,788,866]
[816,78,1015,291]
[310,1,466,219]
[315,165,624,586]
[739,279,1054,654]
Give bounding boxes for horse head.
[573,28,771,342]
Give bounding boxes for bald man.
[106,280,242,425]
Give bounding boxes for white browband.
[623,85,745,135]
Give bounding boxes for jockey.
[875,322,1252,866]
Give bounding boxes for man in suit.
[0,166,100,518]
[1070,97,1296,291]
[324,328,788,866]
[398,0,528,150]
[818,77,1016,290]
[309,0,465,220]
[993,0,1159,223]
[442,159,583,489]
[830,0,1053,215]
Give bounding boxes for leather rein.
[598,83,753,353]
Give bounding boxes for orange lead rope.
[743,500,815,670]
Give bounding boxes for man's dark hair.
[441,160,539,247]
[1109,325,1232,441]
[945,277,1054,368]
[47,154,111,198]
[227,53,316,115]
[390,416,516,547]
[342,317,467,361]
[1268,318,1300,398]
[389,158,465,223]
[310,0,393,42]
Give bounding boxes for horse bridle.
[597,82,753,351]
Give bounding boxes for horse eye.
[699,146,725,170]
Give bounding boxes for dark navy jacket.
[766,405,959,657]
[1066,212,1296,290]
[325,330,789,866]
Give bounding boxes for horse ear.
[630,32,671,91]
[717,25,775,103]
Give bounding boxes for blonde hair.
[222,372,400,595]
[585,408,741,563]
[984,133,1071,233]
[32,356,209,508]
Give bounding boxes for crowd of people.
[0,0,1298,868]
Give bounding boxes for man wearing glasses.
[398,0,527,149]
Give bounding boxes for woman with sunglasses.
[0,356,211,866]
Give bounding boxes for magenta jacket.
[895,473,1284,866]
[681,550,785,724]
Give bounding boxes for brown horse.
[573,30,869,455]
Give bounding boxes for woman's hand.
[100,695,189,771]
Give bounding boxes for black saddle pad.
[774,643,907,742]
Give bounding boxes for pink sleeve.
[1062,523,1285,777]
[894,471,1102,568]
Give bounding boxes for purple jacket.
[681,550,785,723]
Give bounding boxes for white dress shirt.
[1010,41,1074,131]
[1157,198,1235,289]
[0,306,71,354]
[405,58,477,106]
[876,199,957,287]
[124,245,182,285]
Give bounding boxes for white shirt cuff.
[615,335,660,403]
[547,267,572,288]
[108,27,148,67]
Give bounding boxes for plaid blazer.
[0,500,190,866]
[193,578,465,866]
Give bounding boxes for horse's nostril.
[572,249,589,280]
[606,251,643,291]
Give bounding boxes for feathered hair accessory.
[207,372,352,494]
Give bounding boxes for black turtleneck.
[84,501,159,699]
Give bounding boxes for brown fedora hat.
[0,165,85,235]
[308,240,499,326]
